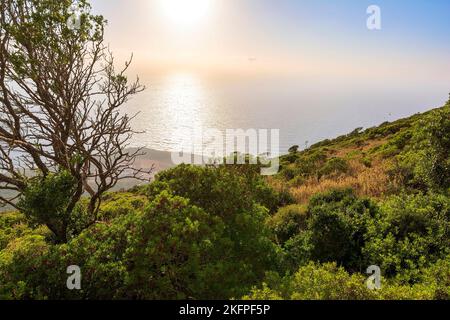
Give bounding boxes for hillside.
[0,100,448,300]
[273,104,449,203]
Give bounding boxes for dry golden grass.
[286,159,398,205]
[268,136,399,206]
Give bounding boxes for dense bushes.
[295,150,327,178]
[126,190,278,299]
[393,104,450,191]
[0,211,134,299]
[267,204,308,245]
[0,165,282,299]
[243,263,375,300]
[0,234,50,299]
[147,164,292,214]
[414,104,450,190]
[0,170,448,300]
[0,104,449,300]
[363,193,450,283]
[317,157,350,180]
[274,189,378,272]
[249,185,450,300]
[280,151,350,185]
[306,190,376,271]
[98,192,148,221]
[243,257,450,300]
[0,212,49,251]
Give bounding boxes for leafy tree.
[0,0,148,242]
[124,192,227,299]
[17,171,85,243]
[145,165,284,296]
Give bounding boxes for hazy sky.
[86,0,449,152]
[89,0,450,84]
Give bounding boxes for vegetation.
[0,0,448,301]
[0,100,448,300]
[0,0,149,243]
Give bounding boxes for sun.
[160,0,213,28]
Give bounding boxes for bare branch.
[0,0,149,242]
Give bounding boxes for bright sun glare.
[160,0,213,28]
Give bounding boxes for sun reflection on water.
[127,72,214,152]
[160,73,208,151]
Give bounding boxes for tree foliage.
[0,165,282,299]
[0,0,148,242]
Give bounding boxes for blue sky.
[235,0,450,58]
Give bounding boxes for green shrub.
[418,105,450,190]
[283,152,299,164]
[364,193,450,283]
[317,157,349,180]
[288,175,306,187]
[422,256,450,299]
[306,189,378,271]
[243,258,450,300]
[17,170,81,243]
[283,231,313,270]
[267,205,308,245]
[0,234,50,299]
[147,164,291,214]
[0,166,282,300]
[393,105,450,191]
[0,212,49,250]
[281,166,297,180]
[98,192,148,221]
[361,156,372,168]
[244,262,375,300]
[294,150,327,178]
[288,145,300,153]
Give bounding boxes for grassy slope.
[273,107,438,204]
